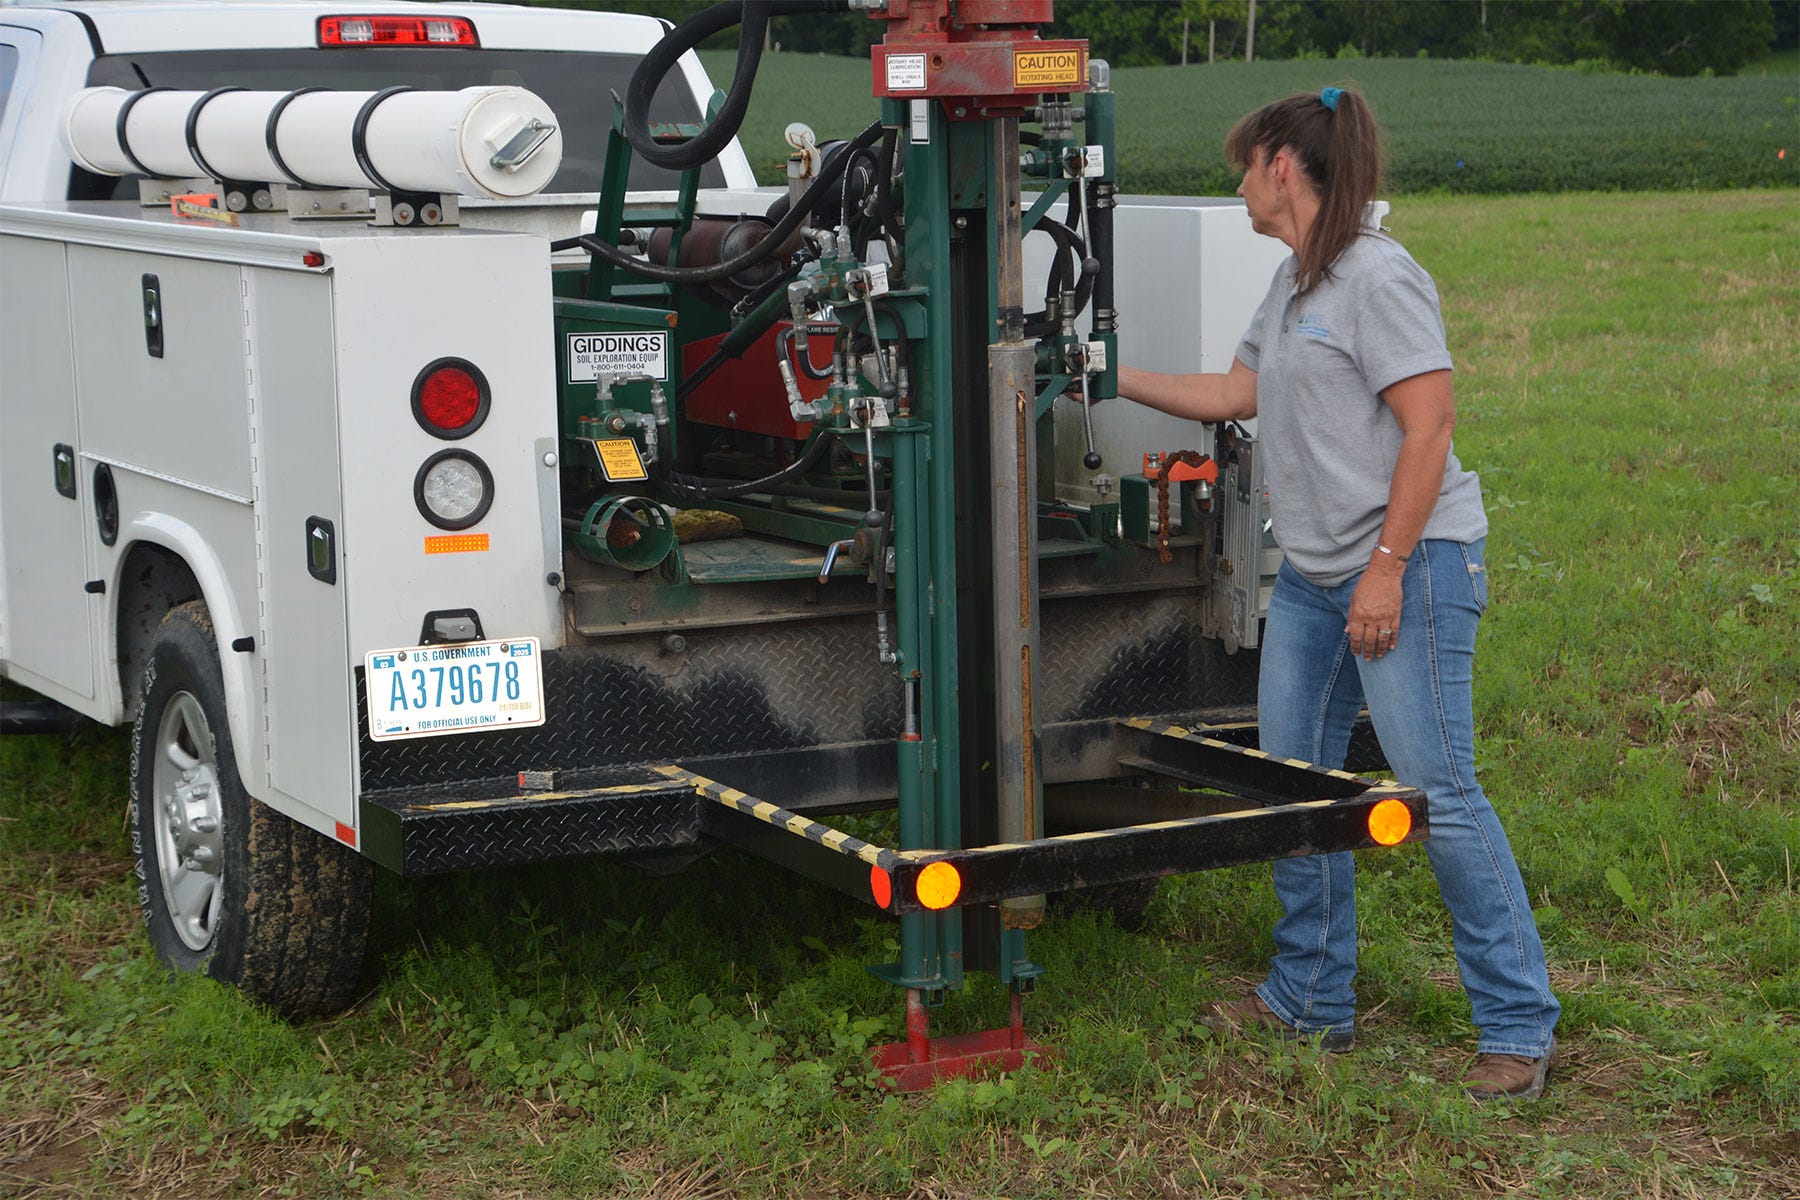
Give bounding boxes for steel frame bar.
[1118,717,1375,802]
[659,719,1428,918]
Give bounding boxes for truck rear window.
[0,45,18,128]
[73,47,724,199]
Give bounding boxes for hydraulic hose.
[765,131,888,231]
[623,0,849,171]
[675,258,806,403]
[552,120,884,285]
[1023,217,1094,340]
[780,325,836,382]
[870,127,902,271]
[1090,183,1115,334]
[840,298,912,393]
[840,143,881,232]
[660,428,838,502]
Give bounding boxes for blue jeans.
[1253,538,1560,1057]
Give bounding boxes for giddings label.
[1014,48,1083,89]
[567,330,668,383]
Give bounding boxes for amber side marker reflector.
[1368,798,1412,846]
[915,861,962,910]
[424,533,490,555]
[869,865,893,909]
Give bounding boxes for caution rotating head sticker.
[1014,48,1084,90]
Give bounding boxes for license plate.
[363,638,546,742]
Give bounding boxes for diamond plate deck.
[358,592,1262,796]
[351,588,1346,868]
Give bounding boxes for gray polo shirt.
[1235,233,1487,587]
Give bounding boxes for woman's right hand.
[1346,557,1405,660]
[1117,360,1258,424]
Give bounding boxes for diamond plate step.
[360,766,700,876]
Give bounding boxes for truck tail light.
[414,450,494,530]
[412,359,489,439]
[318,15,478,46]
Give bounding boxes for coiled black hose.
[1023,217,1095,340]
[623,0,849,171]
[840,143,881,232]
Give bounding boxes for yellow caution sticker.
[593,438,648,482]
[1014,48,1083,89]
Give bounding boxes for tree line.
[526,0,1797,77]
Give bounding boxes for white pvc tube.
[61,87,564,200]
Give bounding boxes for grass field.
[2,187,1795,1198]
[702,51,1800,195]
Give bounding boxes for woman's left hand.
[1347,568,1404,660]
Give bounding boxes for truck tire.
[130,601,373,1017]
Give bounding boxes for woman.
[1118,87,1560,1100]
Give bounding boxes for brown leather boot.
[1463,1039,1556,1100]
[1207,992,1355,1052]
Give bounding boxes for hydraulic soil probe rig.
[0,0,1426,1089]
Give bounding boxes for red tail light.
[318,16,479,47]
[412,359,489,439]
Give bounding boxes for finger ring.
[1378,628,1392,635]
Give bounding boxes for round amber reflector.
[915,861,962,910]
[869,865,893,909]
[1368,798,1412,846]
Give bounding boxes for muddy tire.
[130,601,373,1017]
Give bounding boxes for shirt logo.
[1295,312,1331,339]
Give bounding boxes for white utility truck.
[1,1,1385,1070]
[0,0,770,1015]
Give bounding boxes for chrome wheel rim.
[151,691,225,952]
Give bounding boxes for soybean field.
[705,51,1800,195]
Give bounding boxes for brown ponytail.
[1225,85,1382,295]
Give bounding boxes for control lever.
[819,538,854,583]
[1078,370,1101,471]
[860,294,896,401]
[1069,344,1102,470]
[860,405,883,529]
[847,269,897,403]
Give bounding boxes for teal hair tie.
[1321,87,1342,112]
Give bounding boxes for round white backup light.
[414,450,494,530]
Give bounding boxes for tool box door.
[250,267,357,827]
[0,235,97,703]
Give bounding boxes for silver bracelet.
[1376,543,1409,563]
